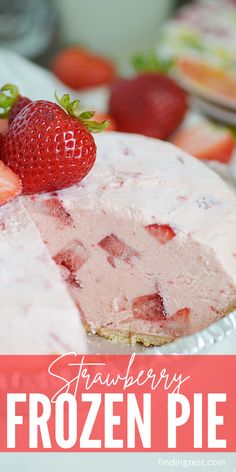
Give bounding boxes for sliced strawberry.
[132,293,167,321]
[98,233,139,264]
[0,161,22,207]
[145,224,176,244]
[43,197,74,226]
[171,123,235,164]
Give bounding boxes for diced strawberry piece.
[98,234,139,264]
[170,307,190,322]
[54,240,87,273]
[132,293,166,321]
[43,197,73,226]
[0,161,22,207]
[171,123,235,164]
[145,224,176,244]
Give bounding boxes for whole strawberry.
[1,89,108,194]
[109,73,188,140]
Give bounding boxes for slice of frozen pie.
[24,132,236,346]
[0,199,86,353]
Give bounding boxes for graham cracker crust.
[83,303,236,348]
[84,322,174,347]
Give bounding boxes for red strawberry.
[51,46,116,90]
[0,160,22,207]
[145,224,176,244]
[109,73,188,139]
[9,95,32,124]
[1,90,108,194]
[171,123,235,164]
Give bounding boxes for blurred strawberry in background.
[109,72,188,140]
[172,122,235,164]
[51,46,117,90]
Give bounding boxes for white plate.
[192,96,236,126]
[176,70,236,112]
[85,309,236,354]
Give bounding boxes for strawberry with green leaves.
[0,84,108,194]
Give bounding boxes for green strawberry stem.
[132,50,175,74]
[0,84,109,133]
[0,84,19,118]
[55,92,109,133]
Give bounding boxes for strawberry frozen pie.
[1,86,236,350]
[23,132,236,347]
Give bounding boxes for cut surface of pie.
[19,132,236,347]
[0,199,86,353]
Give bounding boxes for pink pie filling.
[24,132,236,344]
